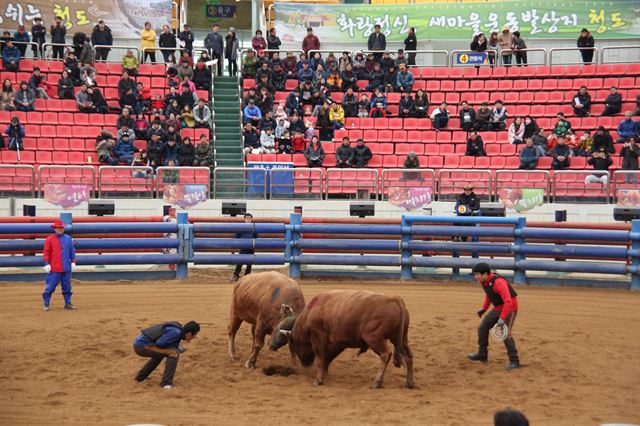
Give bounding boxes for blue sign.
[247,162,294,196]
[455,52,488,65]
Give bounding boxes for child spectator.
[465,132,486,156]
[519,138,539,170]
[275,119,289,139]
[278,130,292,154]
[131,150,150,178]
[259,127,276,154]
[291,130,306,153]
[353,138,372,168]
[508,117,525,144]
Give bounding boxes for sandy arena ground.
[0,269,639,426]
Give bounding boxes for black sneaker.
[506,361,520,370]
[466,353,488,362]
[64,303,76,310]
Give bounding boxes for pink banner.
[163,184,208,209]
[44,183,91,208]
[617,190,640,206]
[388,187,432,210]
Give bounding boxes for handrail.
[213,167,268,199]
[600,45,640,64]
[0,164,35,197]
[611,171,640,204]
[494,170,552,203]
[325,168,379,198]
[552,170,611,204]
[499,47,547,66]
[548,47,598,66]
[380,168,436,199]
[42,42,74,60]
[5,41,39,53]
[141,47,180,64]
[155,166,211,197]
[270,167,323,199]
[262,49,304,58]
[449,49,497,67]
[93,45,140,64]
[38,165,96,198]
[307,49,348,58]
[362,49,449,67]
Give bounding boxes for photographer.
[585,147,612,185]
[5,117,25,151]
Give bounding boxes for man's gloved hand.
[178,343,186,353]
[497,319,506,327]
[71,263,76,271]
[476,309,486,318]
[43,265,51,273]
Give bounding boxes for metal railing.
[600,45,640,64]
[93,45,140,64]
[156,166,211,196]
[495,170,552,203]
[213,167,267,199]
[612,171,640,204]
[0,164,35,197]
[37,165,96,198]
[549,47,599,66]
[437,169,493,201]
[42,43,74,60]
[325,168,379,199]
[499,48,547,66]
[98,166,155,198]
[270,167,323,199]
[141,47,180,64]
[380,168,436,200]
[5,41,40,56]
[552,170,611,203]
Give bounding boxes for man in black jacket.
[459,101,477,132]
[336,137,354,168]
[31,17,46,59]
[232,213,255,281]
[367,25,386,61]
[178,24,194,55]
[454,184,480,242]
[91,20,113,61]
[267,28,281,50]
[602,86,622,116]
[50,16,67,59]
[404,27,417,66]
[353,138,372,168]
[158,25,176,63]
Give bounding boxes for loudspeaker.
[22,205,36,216]
[222,202,246,217]
[350,203,375,218]
[163,205,172,216]
[480,203,506,217]
[613,207,640,221]
[555,210,567,222]
[88,201,115,216]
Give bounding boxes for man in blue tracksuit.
[133,320,200,389]
[43,219,76,311]
[231,213,255,282]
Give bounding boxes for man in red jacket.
[43,219,76,311]
[466,262,520,369]
[301,27,320,55]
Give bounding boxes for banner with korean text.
[274,1,637,44]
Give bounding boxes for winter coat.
[50,24,66,44]
[620,144,639,170]
[91,25,113,48]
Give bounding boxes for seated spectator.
[329,102,345,129]
[488,100,507,130]
[147,133,164,168]
[136,82,151,111]
[134,113,149,140]
[15,81,35,112]
[95,130,117,165]
[353,138,372,168]
[474,102,491,131]
[553,112,571,136]
[194,98,212,129]
[285,88,303,116]
[585,148,612,185]
[278,130,292,154]
[150,93,164,115]
[575,130,593,156]
[177,137,195,166]
[532,128,548,155]
[414,89,429,119]
[399,92,416,119]
[299,80,315,104]
[313,63,327,85]
[164,86,180,110]
[508,117,525,144]
[76,83,95,113]
[379,52,394,73]
[523,115,539,140]
[383,64,398,93]
[402,152,421,181]
[282,51,297,79]
[357,104,369,118]
[114,132,138,164]
[117,123,134,142]
[2,41,20,72]
[572,86,591,117]
[309,52,325,72]
[242,122,260,156]
[297,61,313,82]
[165,124,182,146]
[181,105,195,128]
[551,137,571,170]
[465,132,486,156]
[395,49,408,68]
[369,89,387,110]
[118,71,137,98]
[242,50,258,79]
[176,60,193,81]
[336,137,354,168]
[243,99,262,125]
[291,129,306,153]
[430,102,450,130]
[179,80,197,109]
[28,67,50,99]
[351,51,366,80]
[64,52,81,84]
[396,64,414,93]
[165,98,182,118]
[564,129,580,155]
[163,139,180,165]
[602,86,622,116]
[122,49,139,75]
[326,65,343,92]
[616,111,640,143]
[289,114,306,135]
[193,61,211,90]
[58,70,75,100]
[272,65,286,91]
[162,160,180,183]
[459,101,476,132]
[620,137,639,183]
[304,136,325,167]
[341,63,358,92]
[0,31,11,52]
[260,110,277,132]
[194,135,212,166]
[119,87,140,114]
[369,101,388,118]
[256,87,273,116]
[366,62,385,92]
[519,138,539,170]
[79,63,96,87]
[117,108,136,129]
[0,79,15,111]
[5,117,25,151]
[259,127,276,154]
[146,120,166,141]
[342,88,358,118]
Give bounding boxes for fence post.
[631,219,640,291]
[513,217,527,285]
[176,212,191,280]
[288,213,302,279]
[400,216,412,279]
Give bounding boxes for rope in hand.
[491,323,509,342]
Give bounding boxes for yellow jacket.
[329,106,345,123]
[140,29,156,52]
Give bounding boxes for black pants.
[95,48,109,61]
[212,53,223,76]
[433,116,448,130]
[234,263,252,277]
[602,106,621,116]
[143,51,156,64]
[514,52,527,66]
[407,53,416,66]
[161,50,174,63]
[134,344,179,386]
[477,310,519,363]
[52,46,64,59]
[580,50,594,65]
[228,59,237,76]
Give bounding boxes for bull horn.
[279,330,291,337]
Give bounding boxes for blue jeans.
[502,55,512,65]
[43,271,73,305]
[331,120,344,129]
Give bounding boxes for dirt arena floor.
[0,269,639,426]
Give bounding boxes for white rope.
[491,323,509,342]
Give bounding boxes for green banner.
[498,188,544,213]
[274,1,639,43]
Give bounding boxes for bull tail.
[391,297,411,368]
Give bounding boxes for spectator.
[118,71,137,99]
[194,135,212,166]
[5,117,25,151]
[242,50,258,79]
[304,136,325,167]
[267,28,281,51]
[13,25,30,57]
[1,80,15,111]
[459,101,476,131]
[396,64,414,93]
[90,20,112,62]
[636,95,640,116]
[179,81,197,109]
[137,82,151,111]
[57,70,74,100]
[402,152,421,180]
[498,25,513,66]
[367,24,386,61]
[577,28,595,65]
[31,17,46,59]
[431,102,450,130]
[281,51,297,79]
[404,27,417,66]
[454,185,480,240]
[251,29,267,53]
[553,112,571,136]
[242,122,260,156]
[616,111,640,143]
[165,123,182,146]
[369,101,388,119]
[329,102,345,129]
[289,114,306,135]
[414,89,429,118]
[50,16,66,59]
[339,88,357,118]
[15,81,35,112]
[380,51,395,73]
[353,138,372,168]
[551,138,571,170]
[488,32,499,66]
[283,89,302,117]
[147,120,166,141]
[326,64,343,92]
[494,409,529,426]
[95,130,117,165]
[140,22,157,63]
[302,27,320,55]
[523,115,539,140]
[114,132,138,163]
[572,86,591,117]
[163,139,180,165]
[602,86,622,116]
[585,148,612,185]
[470,32,487,54]
[508,117,525,144]
[369,89,387,110]
[224,28,239,77]
[2,41,20,72]
[65,52,80,84]
[336,137,354,168]
[297,60,313,82]
[620,137,639,183]
[277,130,291,154]
[519,138,539,169]
[316,102,333,140]
[147,133,164,168]
[177,60,194,81]
[164,98,181,119]
[72,31,87,58]
[365,62,384,92]
[338,51,351,71]
[193,99,212,129]
[121,49,139,75]
[511,31,527,66]
[162,159,180,182]
[488,100,507,130]
[291,129,306,153]
[181,105,195,128]
[79,62,96,86]
[575,130,593,156]
[275,118,289,139]
[176,137,194,166]
[260,109,276,131]
[158,25,176,63]
[465,132,486,156]
[532,128,548,155]
[176,24,194,56]
[134,113,149,140]
[395,49,408,69]
[117,108,136,129]
[243,99,262,125]
[150,93,164,115]
[398,92,416,119]
[119,87,139,114]
[352,51,366,79]
[259,127,276,154]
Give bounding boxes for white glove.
[497,319,506,327]
[178,343,187,353]
[71,263,76,271]
[43,265,51,273]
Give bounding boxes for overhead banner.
[389,187,432,211]
[44,184,91,209]
[274,1,637,43]
[498,188,544,213]
[0,1,172,39]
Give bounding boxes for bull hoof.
[404,382,416,389]
[371,380,383,389]
[245,360,256,369]
[312,379,324,386]
[228,354,240,362]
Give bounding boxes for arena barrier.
[0,213,638,289]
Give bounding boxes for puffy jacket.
[5,123,25,149]
[617,119,640,139]
[140,28,156,51]
[50,24,66,44]
[163,142,180,163]
[2,46,20,64]
[159,32,176,50]
[91,25,113,47]
[396,70,415,88]
[114,139,137,158]
[44,233,75,273]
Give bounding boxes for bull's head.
[269,304,297,351]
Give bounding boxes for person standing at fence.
[577,28,595,65]
[204,24,224,76]
[140,22,157,63]
[511,31,527,66]
[159,25,176,63]
[403,27,417,66]
[42,219,76,311]
[498,25,512,66]
[50,16,67,59]
[466,262,520,370]
[91,20,113,62]
[178,24,194,56]
[31,17,46,59]
[231,213,255,282]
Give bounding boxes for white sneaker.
[43,304,50,312]
[163,385,172,390]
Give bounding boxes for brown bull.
[228,271,305,368]
[269,290,414,389]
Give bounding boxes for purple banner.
[163,184,208,209]
[388,187,432,210]
[44,184,91,208]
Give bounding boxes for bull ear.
[280,304,294,318]
[279,330,291,337]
